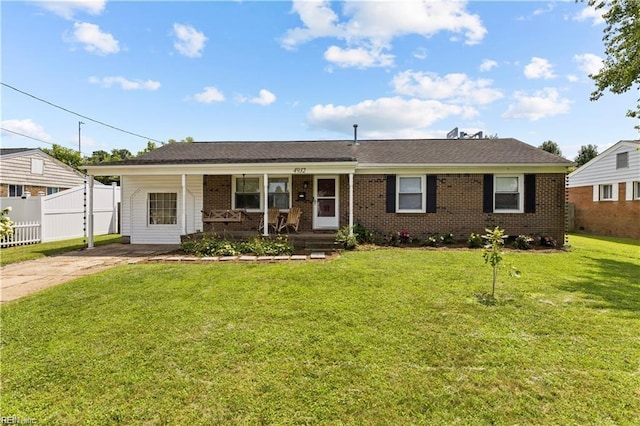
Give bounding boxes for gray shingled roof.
[0,148,34,156]
[100,138,573,166]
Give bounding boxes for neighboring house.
[568,140,640,239]
[0,148,87,197]
[84,138,573,245]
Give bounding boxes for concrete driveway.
[0,244,179,303]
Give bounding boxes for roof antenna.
[353,124,359,145]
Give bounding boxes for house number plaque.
[293,168,307,174]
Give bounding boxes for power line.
[1,81,164,144]
[1,127,58,147]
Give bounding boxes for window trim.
[493,174,524,213]
[396,175,426,213]
[634,181,640,200]
[231,175,292,212]
[148,192,178,226]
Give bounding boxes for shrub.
[535,235,558,248]
[514,235,534,250]
[468,233,483,248]
[353,223,375,244]
[180,235,293,257]
[441,232,455,244]
[423,234,441,247]
[335,226,358,250]
[387,230,412,246]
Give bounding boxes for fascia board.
[355,164,571,174]
[84,161,358,176]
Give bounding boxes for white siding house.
[568,140,640,239]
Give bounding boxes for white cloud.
[89,76,161,91]
[413,47,428,60]
[281,0,486,68]
[573,4,606,25]
[533,3,555,16]
[502,88,571,121]
[249,89,277,106]
[574,53,604,76]
[524,57,556,79]
[33,0,106,20]
[70,22,119,55]
[1,119,52,142]
[392,70,503,105]
[324,45,394,68]
[307,96,476,135]
[193,87,225,104]
[172,23,207,58]
[479,59,498,72]
[566,74,579,83]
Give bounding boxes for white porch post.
[111,182,118,234]
[348,173,354,236]
[88,176,95,248]
[181,174,187,236]
[263,173,269,236]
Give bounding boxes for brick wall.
[0,184,48,197]
[201,173,568,242]
[568,184,640,239]
[353,173,567,243]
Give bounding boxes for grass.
[1,234,639,424]
[0,234,122,267]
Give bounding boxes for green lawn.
[1,234,638,424]
[0,234,122,267]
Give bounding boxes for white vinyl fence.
[0,183,120,247]
[0,221,41,248]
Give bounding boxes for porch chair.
[277,207,302,233]
[259,208,281,232]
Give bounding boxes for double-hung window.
[397,176,425,213]
[149,192,177,225]
[8,184,24,198]
[635,181,640,200]
[268,177,290,210]
[600,184,613,200]
[494,175,523,212]
[616,152,629,169]
[234,177,261,210]
[47,187,61,195]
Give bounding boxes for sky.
[1,0,638,161]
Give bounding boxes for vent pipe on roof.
[353,124,359,145]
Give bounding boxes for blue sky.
[1,0,638,160]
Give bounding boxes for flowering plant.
[514,235,534,250]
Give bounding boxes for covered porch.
[84,160,357,246]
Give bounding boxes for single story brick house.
[568,140,640,239]
[84,138,573,245]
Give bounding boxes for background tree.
[583,0,640,129]
[574,144,599,167]
[137,141,158,156]
[538,140,563,156]
[42,144,83,170]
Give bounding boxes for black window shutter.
[483,174,494,213]
[524,174,536,213]
[386,175,396,213]
[426,175,437,213]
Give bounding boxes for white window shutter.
[626,181,634,200]
[593,185,599,201]
[612,183,619,201]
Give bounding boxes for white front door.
[313,176,339,229]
